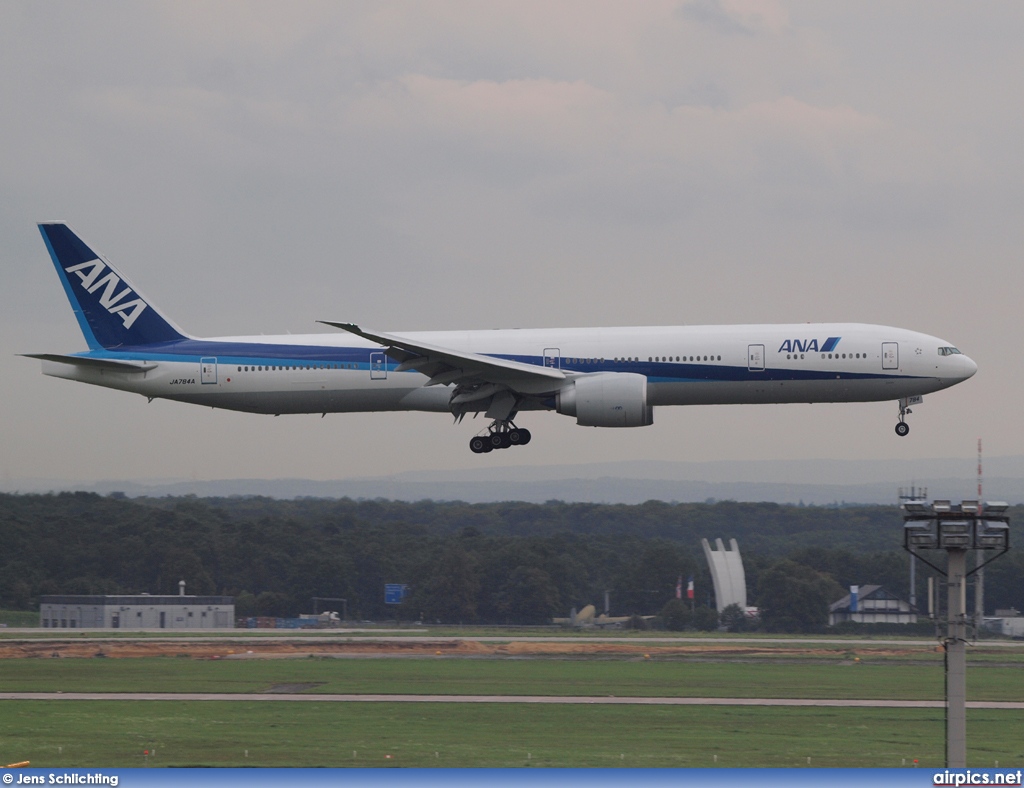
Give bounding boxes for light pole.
[902,500,1010,768]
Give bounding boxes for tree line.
[1,493,1021,631]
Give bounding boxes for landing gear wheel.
[894,398,914,438]
[468,417,532,454]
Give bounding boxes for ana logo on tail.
[64,259,148,330]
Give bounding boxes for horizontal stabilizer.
[20,353,157,372]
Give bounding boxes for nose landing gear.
[895,398,913,437]
[469,420,532,453]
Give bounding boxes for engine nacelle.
[556,373,654,428]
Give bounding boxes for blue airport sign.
[385,583,408,605]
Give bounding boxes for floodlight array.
[976,522,1010,550]
[938,520,971,549]
[901,500,1011,553]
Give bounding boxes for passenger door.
[747,344,765,372]
[200,357,217,384]
[882,342,899,370]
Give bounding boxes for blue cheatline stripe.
[70,341,921,383]
[74,352,921,384]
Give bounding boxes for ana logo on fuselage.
[64,259,148,330]
[778,337,841,354]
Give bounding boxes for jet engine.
[556,372,653,427]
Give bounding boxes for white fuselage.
[43,322,976,417]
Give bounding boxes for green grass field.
[2,652,1022,768]
[0,657,1022,701]
[0,610,38,627]
[1,700,1021,768]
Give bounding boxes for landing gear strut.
[469,420,532,454]
[895,400,912,437]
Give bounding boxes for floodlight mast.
[901,500,1011,768]
[946,544,968,769]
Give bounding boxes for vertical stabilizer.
[38,222,187,349]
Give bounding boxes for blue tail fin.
[38,222,187,349]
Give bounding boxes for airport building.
[39,594,235,629]
[982,609,1024,638]
[828,585,917,626]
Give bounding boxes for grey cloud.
[679,0,758,36]
[1,2,1021,483]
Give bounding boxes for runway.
[2,692,1022,709]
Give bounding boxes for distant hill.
[4,456,1021,504]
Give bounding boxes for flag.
[675,575,682,599]
[687,576,695,600]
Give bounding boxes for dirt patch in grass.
[0,638,936,661]
[496,641,932,659]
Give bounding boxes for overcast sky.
[2,1,1022,486]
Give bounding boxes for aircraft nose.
[960,354,978,379]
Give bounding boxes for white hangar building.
[40,594,235,629]
[828,585,917,626]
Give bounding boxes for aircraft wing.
[318,321,567,396]
[20,353,158,372]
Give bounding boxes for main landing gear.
[469,421,532,453]
[895,400,912,437]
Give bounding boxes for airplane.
[554,587,661,627]
[553,604,649,628]
[24,222,977,454]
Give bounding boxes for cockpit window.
[938,347,962,356]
